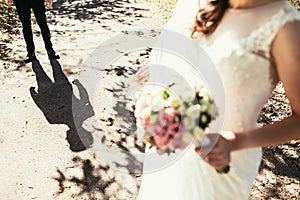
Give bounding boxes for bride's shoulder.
[282,0,300,12]
[262,1,300,40]
[269,0,299,18]
[272,15,300,54]
[247,1,300,43]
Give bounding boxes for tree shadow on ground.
[30,59,100,152]
[260,145,300,180]
[53,49,152,199]
[90,75,145,175]
[53,156,139,199]
[47,50,149,197]
[49,0,148,26]
[252,83,300,199]
[97,49,154,174]
[0,2,22,62]
[257,83,299,180]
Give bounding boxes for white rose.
[143,85,163,98]
[177,104,187,115]
[181,90,195,102]
[186,104,200,120]
[200,87,209,96]
[154,95,164,104]
[193,127,205,141]
[200,104,208,113]
[150,114,158,124]
[170,98,180,108]
[182,132,194,144]
[150,96,164,112]
[183,116,195,131]
[165,96,177,107]
[208,104,219,118]
[151,104,164,113]
[140,107,152,118]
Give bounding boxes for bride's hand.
[136,66,150,84]
[195,132,236,170]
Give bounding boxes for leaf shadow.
[53,156,138,199]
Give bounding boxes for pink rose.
[168,123,189,151]
[141,106,188,152]
[167,121,181,137]
[140,117,150,126]
[153,121,184,150]
[158,108,177,127]
[153,126,170,148]
[169,137,188,150]
[145,123,171,148]
[145,123,162,134]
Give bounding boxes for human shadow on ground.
[30,59,97,152]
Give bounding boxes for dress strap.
[243,3,300,59]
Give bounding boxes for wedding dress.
[137,0,300,199]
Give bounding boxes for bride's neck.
[229,0,281,9]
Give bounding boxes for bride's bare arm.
[232,21,300,150]
[197,21,300,170]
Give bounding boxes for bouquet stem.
[216,165,230,174]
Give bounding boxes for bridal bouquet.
[134,84,218,155]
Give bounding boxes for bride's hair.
[191,0,229,37]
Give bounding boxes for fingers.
[29,87,37,95]
[195,133,231,170]
[29,87,40,104]
[200,152,230,169]
[72,79,79,85]
[196,147,230,164]
[136,66,150,84]
[195,135,217,157]
[137,76,149,84]
[205,158,229,170]
[136,72,149,83]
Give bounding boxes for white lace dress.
[137,1,300,199]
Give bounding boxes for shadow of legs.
[30,59,94,152]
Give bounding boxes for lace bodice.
[200,1,300,132]
[150,0,300,132]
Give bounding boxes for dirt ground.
[0,0,299,199]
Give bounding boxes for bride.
[136,0,300,199]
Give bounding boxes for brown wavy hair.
[191,0,229,37]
